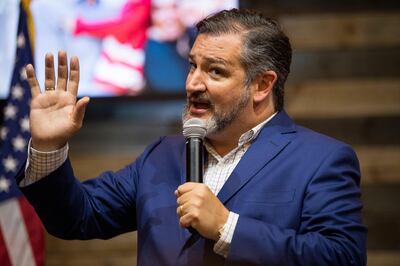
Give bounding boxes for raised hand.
[26,51,90,151]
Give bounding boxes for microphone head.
[183,118,207,139]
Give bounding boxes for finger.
[176,191,196,206]
[68,56,80,97]
[72,96,90,127]
[176,205,184,216]
[26,64,40,98]
[176,201,193,217]
[179,215,192,228]
[44,53,55,90]
[177,182,198,195]
[179,210,198,228]
[56,51,68,91]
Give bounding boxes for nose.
[185,69,206,95]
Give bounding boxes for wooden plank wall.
[44,1,400,265]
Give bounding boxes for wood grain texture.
[280,12,400,50]
[286,79,400,118]
[367,251,400,266]
[288,47,400,82]
[45,232,137,266]
[241,0,400,15]
[356,146,400,184]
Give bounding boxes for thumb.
[72,96,90,127]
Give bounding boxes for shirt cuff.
[213,211,239,258]
[20,139,69,187]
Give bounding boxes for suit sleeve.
[20,138,164,240]
[226,145,367,266]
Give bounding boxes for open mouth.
[188,98,212,115]
[192,101,211,110]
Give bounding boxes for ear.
[253,70,277,104]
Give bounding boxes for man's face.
[182,33,251,135]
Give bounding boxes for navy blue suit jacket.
[20,111,367,265]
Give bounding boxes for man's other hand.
[176,182,229,241]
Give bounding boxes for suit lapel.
[217,111,297,204]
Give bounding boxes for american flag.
[0,2,44,266]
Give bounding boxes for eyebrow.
[188,54,231,66]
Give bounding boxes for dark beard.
[182,86,251,135]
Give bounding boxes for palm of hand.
[30,91,78,143]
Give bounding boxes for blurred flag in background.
[0,1,45,266]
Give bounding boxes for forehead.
[189,33,243,66]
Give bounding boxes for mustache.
[187,92,212,105]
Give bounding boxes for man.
[18,9,367,265]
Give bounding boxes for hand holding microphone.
[176,118,229,240]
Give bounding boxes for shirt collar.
[237,112,277,146]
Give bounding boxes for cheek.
[214,85,243,102]
[206,76,247,106]
[211,94,238,113]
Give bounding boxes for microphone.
[182,118,207,183]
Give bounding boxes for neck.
[206,129,243,157]
[206,107,275,157]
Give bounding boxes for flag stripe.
[0,226,13,266]
[0,198,35,266]
[18,197,45,266]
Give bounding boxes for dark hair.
[196,9,292,111]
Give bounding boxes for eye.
[210,68,220,75]
[189,62,197,72]
[210,67,225,77]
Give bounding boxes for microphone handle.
[185,137,204,235]
[186,137,204,183]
